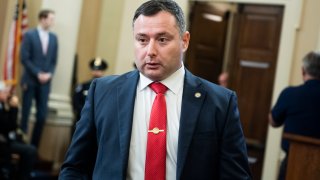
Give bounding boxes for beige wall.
[290,0,320,85]
[76,0,103,83]
[0,0,15,80]
[96,0,125,76]
[0,0,9,54]
[75,0,125,83]
[0,1,8,40]
[25,0,42,27]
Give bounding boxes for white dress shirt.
[127,66,185,180]
[37,26,49,54]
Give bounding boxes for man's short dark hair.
[132,0,186,36]
[303,51,320,79]
[38,9,54,20]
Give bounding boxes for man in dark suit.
[59,0,251,179]
[72,57,108,135]
[20,9,58,147]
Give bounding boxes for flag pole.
[3,0,27,92]
[12,0,24,87]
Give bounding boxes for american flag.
[3,0,28,86]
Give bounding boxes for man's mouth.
[146,63,160,69]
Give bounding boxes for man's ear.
[182,31,190,52]
[302,67,308,81]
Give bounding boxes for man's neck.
[38,24,49,31]
[303,74,318,82]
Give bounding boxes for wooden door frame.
[208,0,303,179]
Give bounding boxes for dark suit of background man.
[269,51,320,180]
[20,9,58,148]
[59,0,251,179]
[72,57,108,134]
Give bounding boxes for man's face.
[91,70,105,78]
[218,73,229,87]
[41,13,55,30]
[133,11,190,81]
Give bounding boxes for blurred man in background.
[72,57,108,134]
[218,71,229,88]
[20,9,58,148]
[269,51,320,180]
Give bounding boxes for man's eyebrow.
[135,33,147,36]
[157,32,169,36]
[135,32,173,38]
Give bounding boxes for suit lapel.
[46,33,55,56]
[117,71,139,175]
[176,70,206,179]
[33,29,44,55]
[46,33,52,56]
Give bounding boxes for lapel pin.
[194,92,201,98]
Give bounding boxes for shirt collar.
[139,65,185,94]
[305,79,320,85]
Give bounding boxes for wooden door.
[230,4,283,144]
[229,4,283,179]
[185,2,229,84]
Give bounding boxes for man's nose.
[147,40,157,57]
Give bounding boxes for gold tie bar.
[148,127,164,135]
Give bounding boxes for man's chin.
[144,72,163,82]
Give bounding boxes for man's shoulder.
[25,28,37,35]
[276,84,307,103]
[94,70,139,87]
[280,84,303,95]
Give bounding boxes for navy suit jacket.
[20,28,58,86]
[60,69,251,180]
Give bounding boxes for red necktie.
[145,82,168,180]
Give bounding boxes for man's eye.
[137,38,148,44]
[159,38,167,43]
